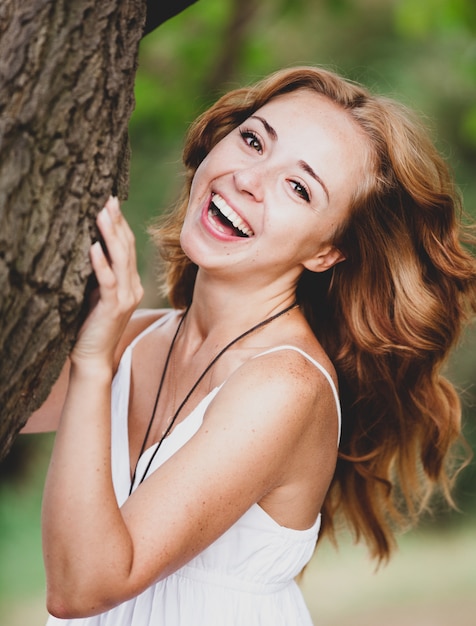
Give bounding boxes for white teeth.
[211,193,254,237]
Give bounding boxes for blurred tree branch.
[203,0,259,95]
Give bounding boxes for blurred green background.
[1,0,475,623]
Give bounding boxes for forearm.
[40,197,145,616]
[42,362,133,617]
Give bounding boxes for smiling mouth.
[208,193,254,238]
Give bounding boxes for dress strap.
[128,309,179,350]
[252,345,341,445]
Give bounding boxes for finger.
[93,216,143,308]
[97,200,137,272]
[96,207,128,274]
[90,241,117,292]
[104,197,136,250]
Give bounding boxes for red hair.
[150,67,476,561]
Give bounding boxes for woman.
[26,67,476,625]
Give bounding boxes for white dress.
[47,312,341,626]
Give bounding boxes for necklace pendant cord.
[129,301,298,495]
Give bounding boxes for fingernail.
[99,206,112,224]
[91,241,102,257]
[108,195,120,215]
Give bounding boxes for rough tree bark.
[0,0,197,459]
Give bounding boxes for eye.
[239,128,263,154]
[289,180,310,202]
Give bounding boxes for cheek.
[179,225,188,253]
[188,168,205,201]
[185,165,212,222]
[179,216,197,262]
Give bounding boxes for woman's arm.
[42,195,144,614]
[21,360,71,433]
[42,198,338,619]
[44,346,338,619]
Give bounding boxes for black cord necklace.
[129,301,297,495]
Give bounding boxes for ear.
[302,244,346,273]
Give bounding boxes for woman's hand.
[71,196,144,372]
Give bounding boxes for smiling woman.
[24,66,476,626]
[177,89,363,288]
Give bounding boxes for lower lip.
[199,196,251,243]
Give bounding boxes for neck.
[180,271,298,352]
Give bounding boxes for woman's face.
[180,89,370,289]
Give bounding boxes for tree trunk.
[0,0,147,459]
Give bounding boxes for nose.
[233,165,265,202]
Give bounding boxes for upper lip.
[210,192,254,237]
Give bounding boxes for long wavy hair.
[150,67,476,562]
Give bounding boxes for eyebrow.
[250,115,330,202]
[298,160,330,202]
[250,115,278,140]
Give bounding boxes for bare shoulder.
[243,344,338,402]
[211,345,339,441]
[113,307,173,366]
[126,307,173,340]
[199,345,340,512]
